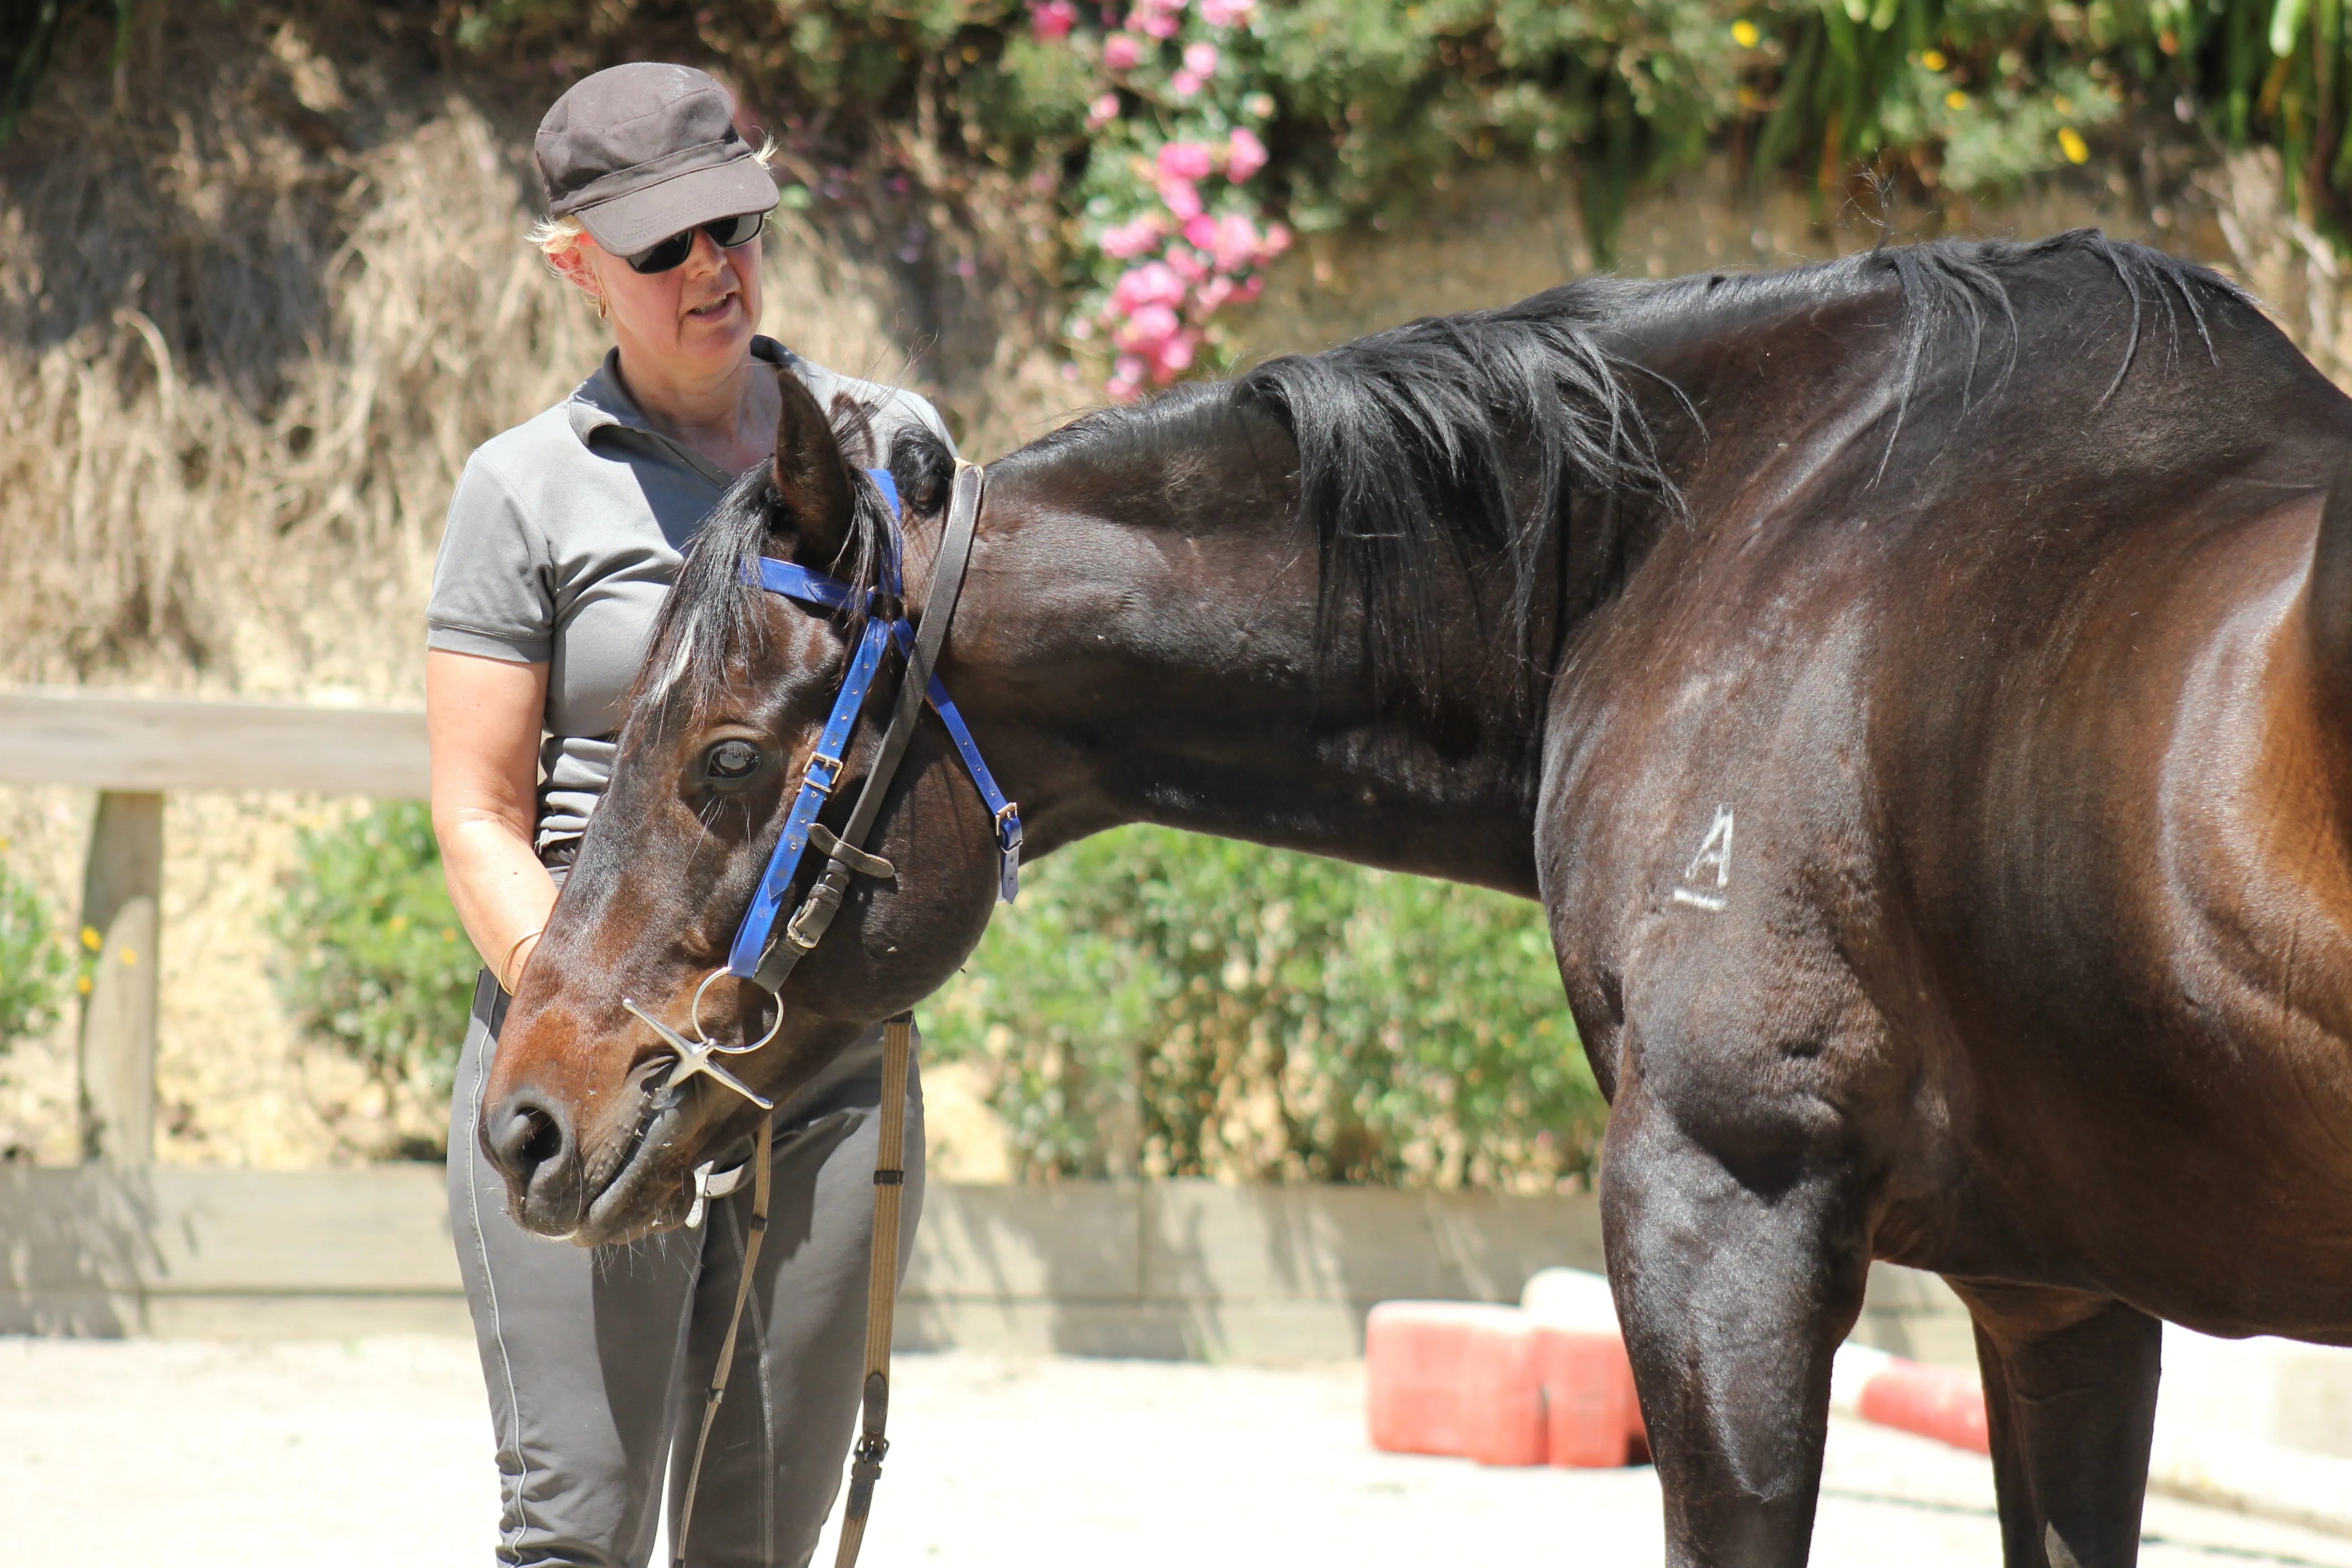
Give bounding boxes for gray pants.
[448,973,926,1568]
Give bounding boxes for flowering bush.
[1027,0,1296,395]
[997,0,2146,396]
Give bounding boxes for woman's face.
[569,225,764,377]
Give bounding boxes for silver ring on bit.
[690,966,785,1054]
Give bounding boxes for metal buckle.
[995,802,1023,902]
[803,752,843,796]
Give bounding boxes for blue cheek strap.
[725,469,1019,986]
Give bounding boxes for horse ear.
[769,367,856,570]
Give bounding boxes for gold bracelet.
[500,928,545,994]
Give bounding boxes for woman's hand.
[428,648,558,988]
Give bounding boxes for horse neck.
[956,440,1546,897]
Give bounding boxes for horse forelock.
[628,401,917,737]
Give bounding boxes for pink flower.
[1108,260,1187,312]
[1195,275,1235,312]
[1183,42,1220,76]
[1238,274,1265,301]
[1170,69,1203,99]
[1157,177,1203,221]
[1108,354,1147,401]
[1166,245,1209,283]
[1103,33,1144,70]
[1199,0,1254,24]
[1116,302,1182,350]
[1181,213,1220,249]
[1100,215,1166,259]
[1150,330,1195,378]
[1257,220,1293,260]
[1225,126,1268,182]
[1086,92,1122,130]
[1131,0,1185,39]
[1029,0,1078,40]
[1211,212,1259,271]
[1156,141,1216,181]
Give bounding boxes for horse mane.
[629,407,948,729]
[1238,278,1681,704]
[1030,230,2240,711]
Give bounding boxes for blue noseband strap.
[725,469,1019,984]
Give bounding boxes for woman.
[426,63,944,1567]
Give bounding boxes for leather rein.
[637,459,1010,1568]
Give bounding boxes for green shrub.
[0,846,69,1058]
[273,802,478,1127]
[926,826,1604,1189]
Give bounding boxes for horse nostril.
[485,1091,573,1189]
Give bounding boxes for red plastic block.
[1857,1360,1990,1455]
[1536,1327,1647,1468]
[1462,1313,1549,1465]
[1366,1301,1524,1457]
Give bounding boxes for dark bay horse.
[483,230,2352,1566]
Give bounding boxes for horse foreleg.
[1950,1282,2161,1568]
[1602,1082,1872,1568]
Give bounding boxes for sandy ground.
[3,1338,2350,1568]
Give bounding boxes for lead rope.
[668,1011,912,1568]
[833,1011,913,1568]
[671,1111,775,1568]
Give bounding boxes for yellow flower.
[2058,126,2089,164]
[1921,49,1947,71]
[1732,19,1761,48]
[389,913,409,933]
[1946,89,1970,110]
[2053,94,2074,114]
[118,948,136,966]
[76,974,93,995]
[79,926,101,951]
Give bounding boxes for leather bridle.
[628,459,1008,1568]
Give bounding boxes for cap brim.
[575,157,778,257]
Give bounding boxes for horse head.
[481,369,1002,1244]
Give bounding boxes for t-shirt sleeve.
[426,454,554,663]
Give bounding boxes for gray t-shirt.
[427,337,954,848]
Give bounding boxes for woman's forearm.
[428,648,559,987]
[442,810,559,982]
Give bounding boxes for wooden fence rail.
[0,686,429,1165]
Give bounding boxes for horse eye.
[706,740,761,781]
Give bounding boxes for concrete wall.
[0,1166,1969,1364]
[899,1181,1607,1362]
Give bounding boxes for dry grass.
[2,4,2347,1166]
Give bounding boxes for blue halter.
[725,469,1020,985]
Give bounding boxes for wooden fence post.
[77,790,162,1166]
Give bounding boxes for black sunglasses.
[623,211,769,275]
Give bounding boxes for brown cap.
[535,64,776,257]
